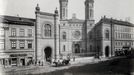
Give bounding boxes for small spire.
[55,7,58,15]
[36,3,40,11]
[17,14,19,17]
[72,13,76,19]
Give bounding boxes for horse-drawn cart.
[53,59,70,67]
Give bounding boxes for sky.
[0,0,134,23]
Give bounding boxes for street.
[3,57,134,75]
[39,57,134,75]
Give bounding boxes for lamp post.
[35,4,40,64]
[54,8,58,61]
[111,18,114,57]
[59,25,61,55]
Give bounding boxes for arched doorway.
[105,46,110,57]
[75,44,80,53]
[44,47,52,62]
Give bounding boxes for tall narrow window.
[44,24,51,37]
[89,32,92,39]
[11,40,16,49]
[90,45,92,51]
[0,40,4,50]
[63,45,66,51]
[97,30,100,38]
[90,9,93,17]
[62,32,66,40]
[63,8,65,18]
[19,40,25,49]
[11,28,16,36]
[27,41,32,49]
[105,30,109,40]
[20,29,25,36]
[28,29,32,37]
[0,28,4,37]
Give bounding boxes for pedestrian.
[42,61,43,66]
[38,61,40,66]
[73,56,75,61]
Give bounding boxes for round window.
[73,31,81,39]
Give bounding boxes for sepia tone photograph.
[0,0,134,75]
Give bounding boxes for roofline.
[0,15,35,21]
[96,17,134,27]
[0,15,35,26]
[38,11,55,16]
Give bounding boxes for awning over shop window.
[10,54,27,57]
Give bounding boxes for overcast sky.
[0,0,134,23]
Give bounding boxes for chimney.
[72,13,76,19]
[125,17,131,22]
[17,14,22,21]
[104,15,106,19]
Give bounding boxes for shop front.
[0,53,34,67]
[0,54,9,67]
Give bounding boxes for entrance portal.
[105,46,110,57]
[44,47,52,62]
[74,44,80,53]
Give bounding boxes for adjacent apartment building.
[0,16,35,67]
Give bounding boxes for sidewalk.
[1,56,118,75]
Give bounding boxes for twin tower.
[59,0,94,20]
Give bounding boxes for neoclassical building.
[95,16,134,57]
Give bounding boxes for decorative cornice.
[39,11,55,16]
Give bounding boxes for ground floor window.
[63,45,66,51]
[11,58,17,66]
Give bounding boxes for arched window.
[63,45,66,51]
[44,24,51,37]
[105,30,109,40]
[62,32,66,40]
